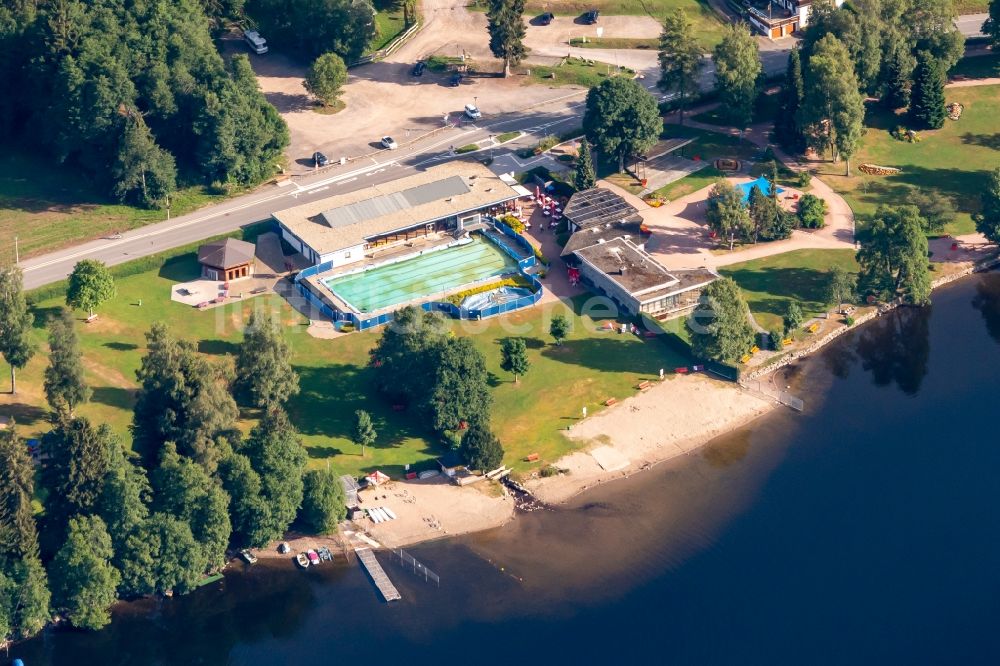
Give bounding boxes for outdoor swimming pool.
[322,237,517,313]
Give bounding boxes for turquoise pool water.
[323,237,517,313]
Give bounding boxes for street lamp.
[489,134,495,160]
[474,95,478,110]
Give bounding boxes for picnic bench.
[604,398,617,407]
[85,314,99,323]
[525,453,539,462]
[636,380,651,391]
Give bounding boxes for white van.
[243,30,268,55]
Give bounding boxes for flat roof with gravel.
[273,161,520,257]
[575,237,716,301]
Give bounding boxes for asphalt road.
[19,104,584,290]
[956,13,988,39]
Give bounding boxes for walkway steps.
[355,547,402,602]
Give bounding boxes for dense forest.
[0,0,289,208]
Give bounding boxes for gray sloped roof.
[197,238,256,269]
[560,220,648,258]
[562,187,642,230]
[320,176,470,229]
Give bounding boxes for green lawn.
[813,85,1000,237]
[568,37,658,50]
[5,251,690,478]
[520,57,633,87]
[953,0,989,12]
[651,166,722,201]
[721,250,860,331]
[370,11,408,53]
[0,150,227,261]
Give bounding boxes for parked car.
[240,549,257,565]
[381,136,398,150]
[449,72,462,86]
[538,12,554,25]
[464,103,481,120]
[411,61,426,76]
[583,9,599,23]
[312,151,329,167]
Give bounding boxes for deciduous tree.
[549,314,570,345]
[303,53,348,107]
[243,409,306,542]
[986,0,1000,49]
[422,338,493,432]
[66,259,115,318]
[799,34,865,175]
[235,309,300,410]
[657,12,704,124]
[300,468,346,534]
[352,409,377,457]
[499,337,530,383]
[825,265,857,310]
[856,205,931,305]
[42,418,116,532]
[50,515,120,630]
[44,308,90,418]
[706,180,752,250]
[712,23,761,129]
[906,188,953,234]
[583,77,662,173]
[974,167,1000,245]
[0,266,34,394]
[797,193,828,229]
[219,453,271,548]
[459,422,504,471]
[783,301,804,335]
[688,277,755,364]
[133,323,239,471]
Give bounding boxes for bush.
[539,465,561,478]
[533,246,548,265]
[783,302,804,335]
[445,275,534,305]
[797,170,812,189]
[768,329,784,351]
[535,134,560,154]
[797,194,827,229]
[499,214,525,234]
[844,315,856,326]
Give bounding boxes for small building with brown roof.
[197,238,256,282]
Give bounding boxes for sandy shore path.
[527,374,774,504]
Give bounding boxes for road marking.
[303,185,329,195]
[337,177,357,185]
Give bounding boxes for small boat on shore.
[307,549,320,566]
[295,553,310,568]
[240,549,257,565]
[318,546,333,562]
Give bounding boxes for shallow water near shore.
[17,273,1000,665]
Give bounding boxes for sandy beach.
[526,374,774,504]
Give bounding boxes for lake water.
[16,273,1000,665]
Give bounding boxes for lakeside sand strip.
[526,375,774,505]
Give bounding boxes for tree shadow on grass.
[0,403,48,427]
[859,166,983,216]
[289,364,432,452]
[198,340,239,356]
[960,132,1000,150]
[540,336,688,375]
[90,386,136,410]
[304,445,343,459]
[157,255,201,283]
[724,266,837,310]
[30,306,62,330]
[104,341,139,351]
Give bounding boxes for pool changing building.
[273,161,527,267]
[561,187,717,320]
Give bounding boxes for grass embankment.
[0,150,227,262]
[568,37,658,49]
[721,250,860,331]
[953,0,989,12]
[5,252,690,477]
[813,84,1000,236]
[370,11,408,53]
[520,57,633,87]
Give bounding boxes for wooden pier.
[355,547,401,602]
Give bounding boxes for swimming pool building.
[273,161,528,267]
[272,161,541,329]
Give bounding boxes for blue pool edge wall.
[292,219,544,331]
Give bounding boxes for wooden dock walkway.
[355,547,401,602]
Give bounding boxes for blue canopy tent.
[737,176,784,203]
